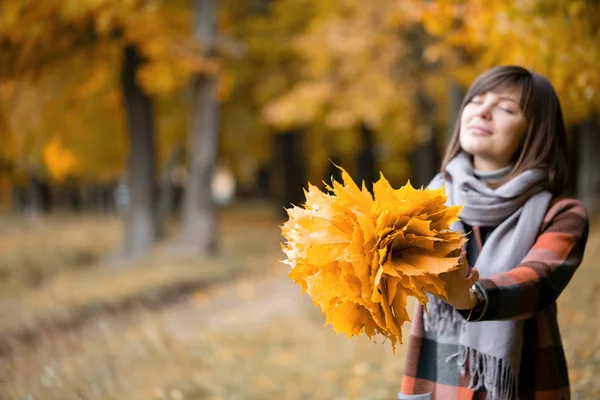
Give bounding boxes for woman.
[399,66,589,400]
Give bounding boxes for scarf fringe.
[424,298,519,400]
[446,346,519,400]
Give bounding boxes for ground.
[0,204,598,400]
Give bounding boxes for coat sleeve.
[473,198,589,322]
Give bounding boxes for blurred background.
[0,1,599,399]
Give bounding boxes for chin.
[460,132,489,149]
[460,141,492,159]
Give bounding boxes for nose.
[474,103,492,120]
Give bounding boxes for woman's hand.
[439,250,479,310]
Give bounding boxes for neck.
[473,165,512,185]
[473,156,510,172]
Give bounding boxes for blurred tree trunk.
[577,116,600,215]
[409,132,440,188]
[26,172,45,216]
[272,130,306,215]
[158,146,183,238]
[355,122,376,192]
[565,125,579,197]
[121,45,159,258]
[407,27,440,188]
[446,81,465,146]
[180,0,220,255]
[409,87,440,188]
[66,179,82,212]
[326,154,343,185]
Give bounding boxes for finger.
[459,257,469,276]
[467,267,479,285]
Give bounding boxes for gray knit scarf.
[423,152,552,400]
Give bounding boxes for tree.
[576,117,600,214]
[251,0,600,189]
[179,0,221,255]
[0,0,212,257]
[413,0,600,123]
[413,0,600,210]
[121,45,159,257]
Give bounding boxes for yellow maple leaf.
[281,166,465,351]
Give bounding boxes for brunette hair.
[441,65,568,195]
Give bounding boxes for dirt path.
[163,273,305,336]
[160,269,410,400]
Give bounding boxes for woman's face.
[459,88,528,171]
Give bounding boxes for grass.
[0,205,599,399]
[0,214,122,293]
[0,204,282,345]
[0,274,409,400]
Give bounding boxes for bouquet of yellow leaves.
[281,168,465,350]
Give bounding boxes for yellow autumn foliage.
[410,0,600,123]
[43,136,79,181]
[281,167,465,351]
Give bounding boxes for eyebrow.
[498,96,520,104]
[474,94,520,105]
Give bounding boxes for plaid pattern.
[401,197,589,400]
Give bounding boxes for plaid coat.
[401,197,589,400]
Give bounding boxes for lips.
[469,125,491,135]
